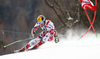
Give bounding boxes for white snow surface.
[1,30,100,59]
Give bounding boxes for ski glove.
[30,33,34,39]
[54,36,59,43]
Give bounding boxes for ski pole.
[4,37,32,48]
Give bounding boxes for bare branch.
[44,0,66,26]
[54,0,68,20]
[44,0,53,8]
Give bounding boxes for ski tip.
[14,50,20,53]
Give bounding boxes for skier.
[14,15,59,52]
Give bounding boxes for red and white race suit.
[22,20,57,51]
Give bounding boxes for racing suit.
[22,20,58,51]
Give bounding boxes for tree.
[44,0,80,28]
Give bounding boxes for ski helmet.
[37,15,46,24]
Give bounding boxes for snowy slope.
[1,30,100,59]
[1,38,100,59]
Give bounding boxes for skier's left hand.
[54,36,59,43]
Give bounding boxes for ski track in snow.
[1,32,100,59]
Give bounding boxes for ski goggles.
[38,21,44,24]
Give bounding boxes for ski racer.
[15,15,59,52]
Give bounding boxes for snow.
[1,31,100,59]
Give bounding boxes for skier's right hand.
[30,33,34,39]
